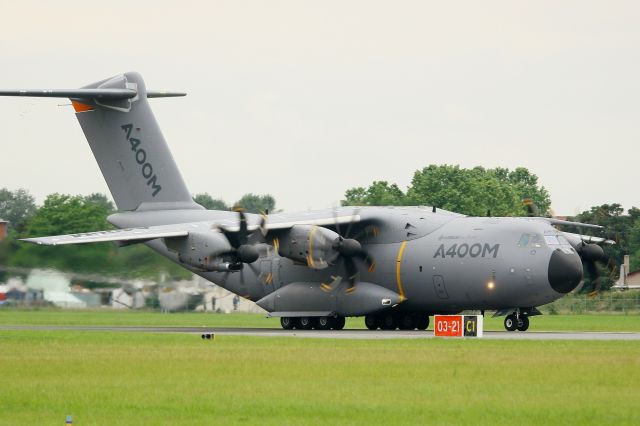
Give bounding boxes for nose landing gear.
[504,310,530,332]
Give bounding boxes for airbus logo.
[433,243,500,259]
[121,124,162,196]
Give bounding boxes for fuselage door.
[433,275,449,299]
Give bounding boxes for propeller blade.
[332,205,342,236]
[320,275,342,292]
[236,208,248,246]
[344,256,358,287]
[259,211,268,237]
[344,208,360,239]
[357,251,376,272]
[523,198,539,217]
[247,262,260,276]
[585,260,601,297]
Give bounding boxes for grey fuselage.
[109,206,578,315]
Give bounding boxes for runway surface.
[2,325,640,340]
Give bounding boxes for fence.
[543,292,640,314]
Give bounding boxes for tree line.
[0,190,277,281]
[1,164,638,290]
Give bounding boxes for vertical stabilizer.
[0,72,201,211]
[72,72,200,211]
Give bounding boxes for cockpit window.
[530,235,542,248]
[544,235,560,245]
[518,233,543,247]
[518,234,530,247]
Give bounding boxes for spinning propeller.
[523,198,615,296]
[219,208,260,269]
[321,209,375,293]
[574,240,609,296]
[218,208,272,296]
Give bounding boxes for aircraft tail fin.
[0,72,201,212]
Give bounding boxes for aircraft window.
[518,234,530,247]
[544,235,560,245]
[530,235,542,248]
[557,235,570,245]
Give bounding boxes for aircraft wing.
[542,218,603,230]
[20,227,189,246]
[561,231,616,246]
[20,213,361,246]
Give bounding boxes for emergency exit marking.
[434,315,484,338]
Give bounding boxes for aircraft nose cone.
[548,249,583,293]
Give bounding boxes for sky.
[0,1,638,215]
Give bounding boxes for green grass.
[0,331,638,425]
[1,308,639,331]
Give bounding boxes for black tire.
[364,315,379,330]
[415,315,430,331]
[298,317,313,330]
[316,316,332,330]
[332,316,346,330]
[380,313,397,330]
[280,317,295,330]
[516,316,530,332]
[399,314,415,330]
[504,314,518,332]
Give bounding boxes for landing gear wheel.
[504,314,518,332]
[332,316,346,330]
[364,315,379,330]
[298,317,313,330]
[280,317,295,330]
[399,314,415,330]
[316,316,332,330]
[380,314,397,330]
[516,316,529,332]
[415,315,430,331]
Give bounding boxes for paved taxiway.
[2,325,640,340]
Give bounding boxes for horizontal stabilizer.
[0,89,185,100]
[21,227,189,246]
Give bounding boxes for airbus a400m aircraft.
[1,72,612,332]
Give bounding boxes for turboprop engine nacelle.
[165,231,234,272]
[276,225,340,269]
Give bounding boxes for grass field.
[1,310,639,425]
[1,308,639,331]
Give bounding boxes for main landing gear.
[364,312,430,331]
[504,312,530,332]
[280,316,345,330]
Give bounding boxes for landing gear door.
[433,275,449,299]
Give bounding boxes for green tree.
[342,165,551,217]
[9,194,114,273]
[569,204,636,268]
[0,188,37,231]
[406,165,523,216]
[194,193,229,211]
[492,167,551,216]
[342,181,407,206]
[84,193,115,213]
[234,193,276,214]
[627,218,640,272]
[7,193,190,280]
